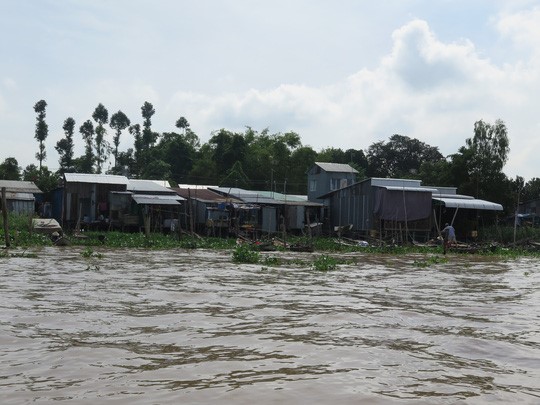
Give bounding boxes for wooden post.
[2,187,10,248]
[143,205,151,239]
[187,188,194,234]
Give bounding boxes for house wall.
[307,167,357,202]
[63,182,127,227]
[326,180,433,240]
[286,205,305,230]
[261,206,277,234]
[6,199,34,215]
[520,199,540,214]
[328,181,373,233]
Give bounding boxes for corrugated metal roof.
[132,194,183,205]
[176,184,217,189]
[432,193,474,200]
[315,162,359,173]
[210,187,259,197]
[64,173,129,185]
[433,197,503,211]
[377,185,437,193]
[171,187,242,203]
[210,187,322,206]
[128,179,175,194]
[371,178,422,188]
[0,180,42,194]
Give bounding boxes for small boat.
[289,243,314,252]
[53,236,71,246]
[51,232,71,246]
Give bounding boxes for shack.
[307,162,358,204]
[126,179,184,232]
[210,187,323,236]
[318,177,504,242]
[171,186,242,235]
[54,173,129,229]
[319,178,434,241]
[0,180,42,215]
[431,186,503,240]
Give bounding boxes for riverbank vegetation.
[3,213,540,260]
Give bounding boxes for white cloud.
[163,15,540,179]
[497,7,540,53]
[3,4,540,182]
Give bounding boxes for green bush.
[312,254,338,271]
[232,244,260,264]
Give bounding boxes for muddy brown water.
[1,247,539,404]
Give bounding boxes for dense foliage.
[1,99,538,214]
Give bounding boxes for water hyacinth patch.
[312,254,339,271]
[232,244,260,264]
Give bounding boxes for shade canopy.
[433,197,503,211]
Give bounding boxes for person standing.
[442,223,456,253]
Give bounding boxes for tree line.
[1,99,538,215]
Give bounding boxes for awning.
[433,197,503,211]
[132,194,183,205]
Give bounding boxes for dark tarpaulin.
[373,188,432,221]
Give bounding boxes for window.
[330,178,349,191]
[330,178,340,191]
[309,179,317,192]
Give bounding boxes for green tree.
[242,128,275,189]
[188,143,218,185]
[220,161,250,188]
[55,117,76,174]
[109,148,136,176]
[158,132,197,183]
[462,119,510,201]
[0,157,21,180]
[184,129,201,150]
[109,110,131,169]
[418,159,453,187]
[366,134,444,178]
[141,101,158,148]
[33,99,48,172]
[241,128,300,190]
[208,129,247,176]
[140,150,171,180]
[22,164,60,194]
[522,177,540,202]
[317,147,348,163]
[78,120,95,173]
[129,124,143,177]
[288,145,318,194]
[92,103,110,173]
[345,148,368,177]
[175,116,190,134]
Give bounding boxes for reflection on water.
[1,247,539,404]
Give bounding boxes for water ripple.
[0,247,538,404]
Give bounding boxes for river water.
[1,247,539,404]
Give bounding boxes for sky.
[1,0,540,181]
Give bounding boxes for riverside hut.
[0,180,42,215]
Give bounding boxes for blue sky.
[1,0,540,181]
